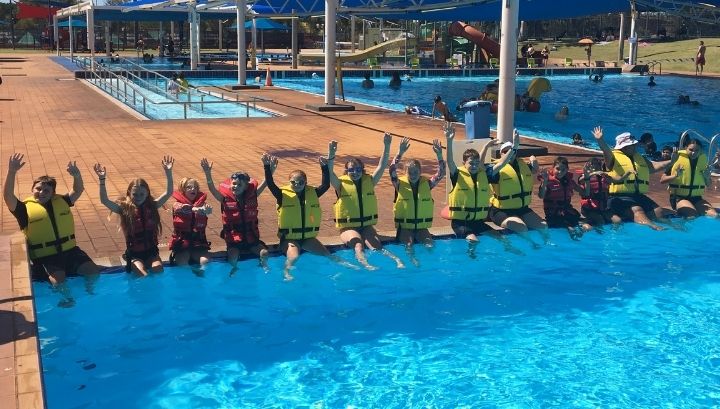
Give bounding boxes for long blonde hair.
[117,178,162,239]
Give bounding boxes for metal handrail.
[647,61,662,75]
[73,56,273,119]
[678,129,718,158]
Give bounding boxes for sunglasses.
[289,179,305,186]
[230,172,249,182]
[346,167,363,173]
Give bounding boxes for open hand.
[67,161,80,177]
[444,122,455,141]
[200,158,213,172]
[383,132,393,147]
[398,137,410,156]
[93,163,107,178]
[8,153,25,173]
[591,126,603,141]
[432,139,443,158]
[162,155,175,171]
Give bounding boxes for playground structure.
[448,21,500,65]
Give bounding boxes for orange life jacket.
[169,190,209,250]
[219,178,260,245]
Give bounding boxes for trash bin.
[459,100,491,139]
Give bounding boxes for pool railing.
[73,56,272,119]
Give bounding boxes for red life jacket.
[218,178,260,245]
[126,203,158,253]
[540,170,576,215]
[169,190,209,250]
[579,174,609,211]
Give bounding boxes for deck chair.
[527,57,537,68]
[367,57,380,69]
[489,57,499,68]
[446,58,459,68]
[564,57,574,67]
[410,57,420,69]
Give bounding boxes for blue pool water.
[251,74,720,149]
[35,220,720,408]
[89,78,275,120]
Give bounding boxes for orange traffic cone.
[265,66,273,86]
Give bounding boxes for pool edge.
[1,233,45,409]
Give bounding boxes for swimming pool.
[253,74,720,149]
[35,219,720,408]
[88,77,275,120]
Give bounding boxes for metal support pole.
[87,7,95,71]
[104,22,111,56]
[53,15,59,55]
[69,18,74,58]
[251,18,257,69]
[618,13,625,63]
[291,10,298,69]
[629,7,638,65]
[350,15,356,53]
[497,0,519,144]
[236,0,246,84]
[324,0,337,105]
[218,20,223,51]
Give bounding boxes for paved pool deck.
[0,54,718,408]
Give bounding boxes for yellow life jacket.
[277,186,322,240]
[608,150,649,195]
[448,167,490,220]
[23,195,77,259]
[334,174,378,228]
[668,150,707,198]
[393,176,434,229]
[490,160,533,209]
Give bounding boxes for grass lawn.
[535,38,718,73]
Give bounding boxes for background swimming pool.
[249,74,719,149]
[35,219,720,408]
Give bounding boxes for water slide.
[298,38,412,64]
[448,21,500,61]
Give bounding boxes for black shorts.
[669,195,705,210]
[227,240,267,252]
[581,206,613,224]
[124,247,160,267]
[607,194,659,221]
[489,206,533,226]
[30,246,94,281]
[451,219,491,237]
[544,207,581,228]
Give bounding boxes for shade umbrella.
[229,18,289,53]
[577,38,594,45]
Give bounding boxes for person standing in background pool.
[361,73,374,89]
[94,156,174,276]
[696,40,706,76]
[328,134,405,270]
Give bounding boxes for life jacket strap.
[496,191,531,200]
[334,214,378,223]
[28,234,75,250]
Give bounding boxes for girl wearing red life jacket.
[201,157,271,271]
[537,156,590,239]
[169,177,212,267]
[577,157,633,227]
[94,156,175,276]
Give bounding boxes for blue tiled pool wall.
[75,67,622,80]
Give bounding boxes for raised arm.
[201,158,223,202]
[592,126,615,169]
[262,153,282,202]
[428,138,446,189]
[316,156,331,197]
[66,161,84,204]
[256,155,277,195]
[445,122,458,176]
[327,140,341,191]
[154,155,174,208]
[389,137,411,191]
[372,132,393,185]
[4,153,24,212]
[648,148,677,174]
[93,163,121,214]
[537,168,549,198]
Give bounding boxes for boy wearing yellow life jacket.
[263,153,355,281]
[389,137,445,266]
[488,131,548,243]
[659,138,717,218]
[4,153,99,284]
[592,126,675,230]
[328,134,405,270]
